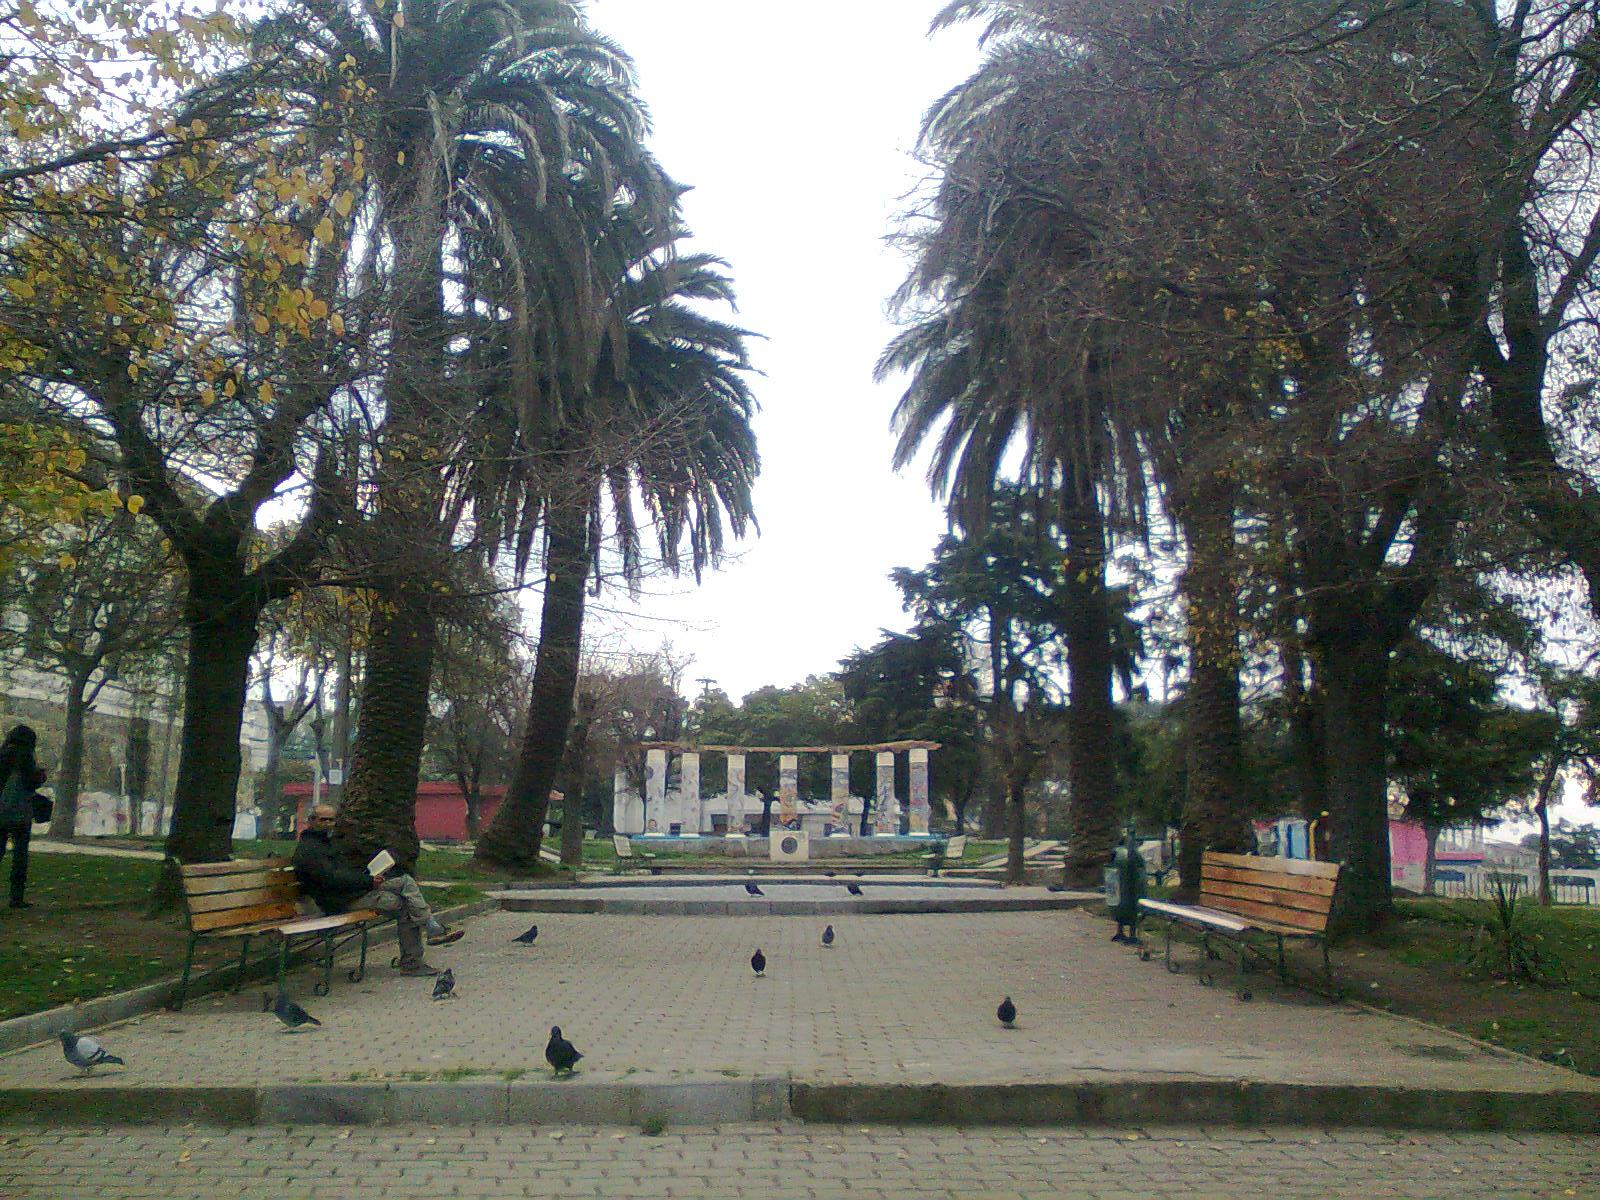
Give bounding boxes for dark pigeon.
[60,1031,124,1073]
[265,991,322,1031]
[821,925,835,948]
[845,883,863,897]
[513,924,539,945]
[744,882,764,896]
[432,968,456,1000]
[751,948,766,977]
[545,1026,583,1075]
[997,996,1017,1028]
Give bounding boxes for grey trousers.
[352,874,437,965]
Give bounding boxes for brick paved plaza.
[5,1122,1597,1199]
[0,908,1590,1092]
[5,907,1599,1197]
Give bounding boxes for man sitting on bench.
[293,805,463,977]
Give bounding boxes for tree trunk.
[1535,757,1560,906]
[559,698,593,868]
[1005,772,1027,885]
[125,698,151,836]
[1423,822,1439,897]
[153,577,263,908]
[1060,495,1118,887]
[48,676,93,838]
[333,587,437,876]
[1318,636,1395,932]
[329,628,354,803]
[1280,636,1327,823]
[1175,493,1251,901]
[258,714,286,841]
[476,503,591,871]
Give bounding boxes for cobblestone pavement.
[3,910,1592,1092]
[3,1122,1596,1198]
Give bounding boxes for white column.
[779,753,799,825]
[908,747,931,835]
[830,753,850,833]
[725,753,747,835]
[681,752,702,834]
[645,747,668,834]
[874,751,898,836]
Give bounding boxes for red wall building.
[286,781,507,842]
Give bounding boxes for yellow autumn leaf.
[258,381,274,402]
[334,191,354,217]
[393,10,405,27]
[308,298,329,319]
[5,278,36,299]
[314,216,335,245]
[397,150,405,165]
[126,494,145,514]
[253,314,270,335]
[330,313,345,336]
[57,553,76,570]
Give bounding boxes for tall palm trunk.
[332,157,451,876]
[1060,493,1118,887]
[476,500,592,871]
[1174,490,1251,899]
[559,690,595,867]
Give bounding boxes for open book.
[366,849,395,878]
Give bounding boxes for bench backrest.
[1200,851,1340,933]
[180,858,302,933]
[613,834,634,858]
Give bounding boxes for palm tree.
[256,1,667,870]
[883,4,1143,886]
[474,229,760,871]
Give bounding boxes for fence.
[1428,866,1600,905]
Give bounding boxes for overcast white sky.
[571,1,979,703]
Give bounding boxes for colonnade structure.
[611,740,942,837]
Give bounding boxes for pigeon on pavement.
[821,925,835,948]
[432,968,456,1000]
[997,996,1017,1028]
[751,948,766,977]
[845,883,864,897]
[513,924,539,945]
[545,1026,583,1075]
[60,1031,124,1073]
[265,991,322,1031]
[744,882,764,896]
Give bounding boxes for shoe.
[426,927,464,947]
[397,962,440,977]
[9,900,30,910]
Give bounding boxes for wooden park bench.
[1137,851,1341,1001]
[923,834,967,876]
[172,858,387,1011]
[612,834,661,875]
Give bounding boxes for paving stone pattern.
[3,1122,1597,1199]
[2,910,1591,1092]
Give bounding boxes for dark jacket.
[0,728,42,828]
[292,829,374,914]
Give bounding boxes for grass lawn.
[0,850,488,1023]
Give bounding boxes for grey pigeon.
[845,883,863,897]
[545,1026,583,1075]
[432,968,456,1000]
[821,924,834,948]
[513,924,539,945]
[60,1031,123,1073]
[997,996,1017,1028]
[264,991,321,1031]
[751,948,766,977]
[744,882,764,897]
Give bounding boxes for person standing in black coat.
[0,725,46,909]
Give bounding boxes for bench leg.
[1198,932,1215,985]
[1322,938,1336,997]
[1276,934,1288,982]
[231,934,253,993]
[276,937,292,994]
[1236,940,1252,1002]
[314,934,334,997]
[1163,919,1180,973]
[170,934,199,1011]
[348,924,370,984]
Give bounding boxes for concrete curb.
[0,1075,791,1128]
[0,898,498,1057]
[490,894,1099,917]
[789,1080,1600,1133]
[3,1076,1596,1132]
